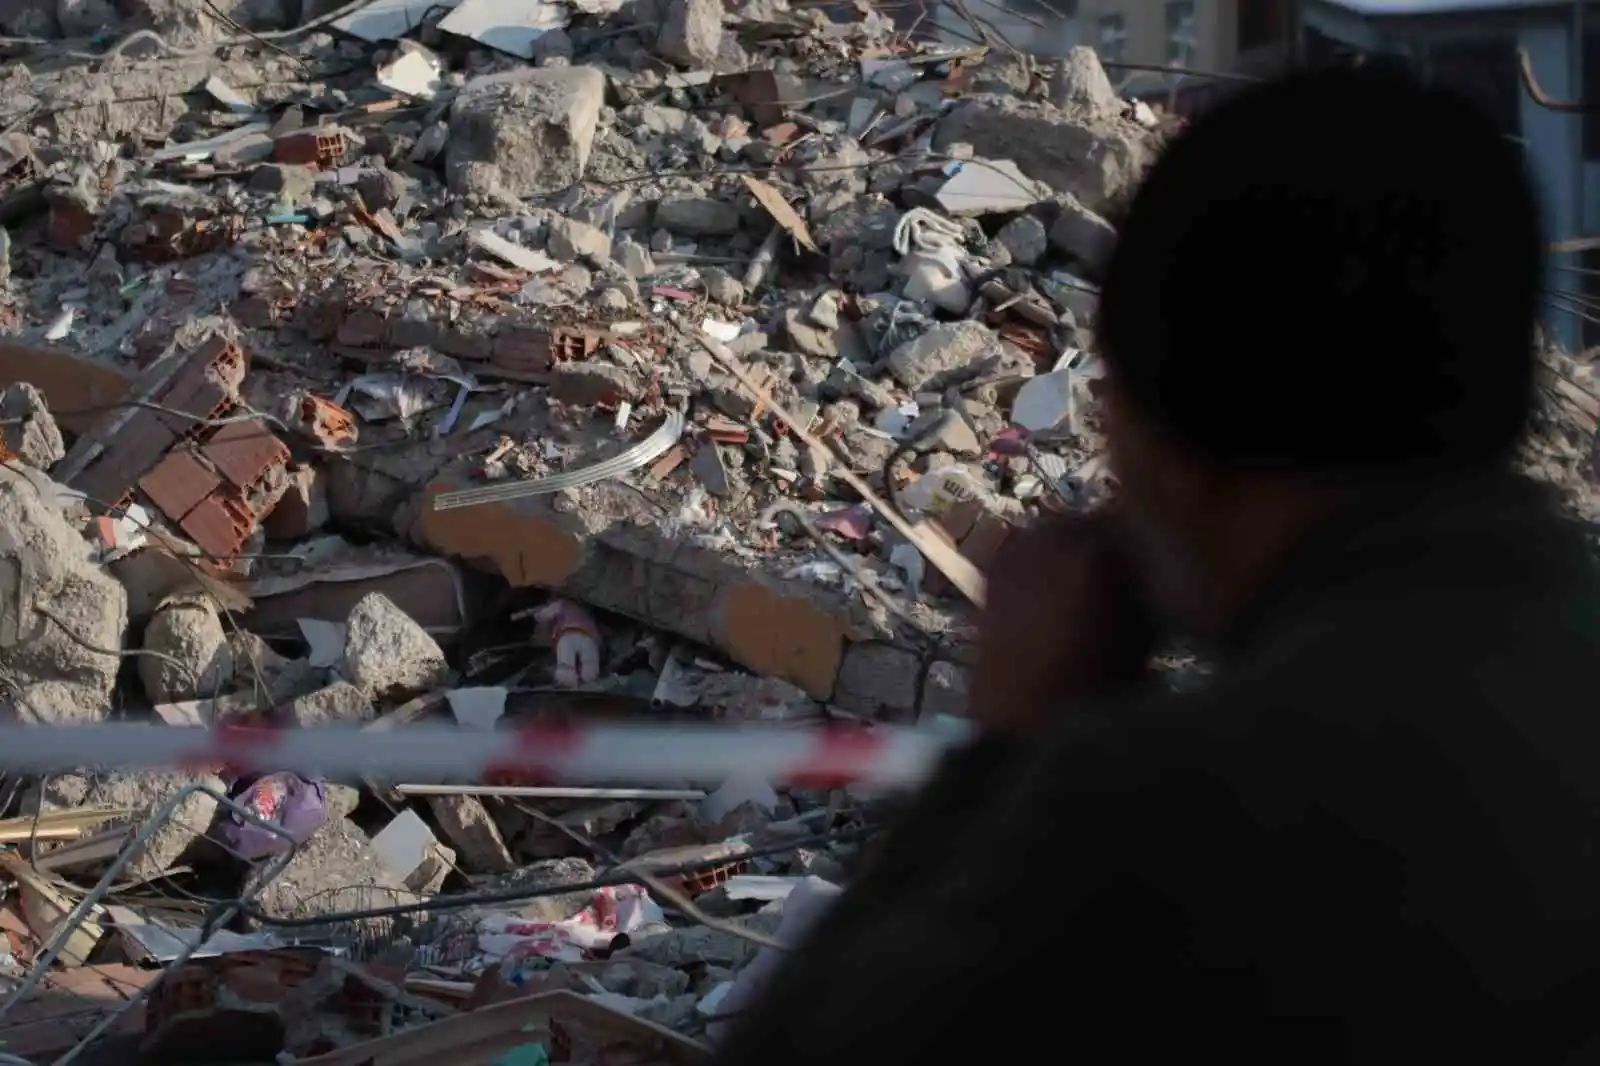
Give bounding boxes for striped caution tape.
[0,722,962,789]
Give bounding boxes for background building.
[1296,0,1593,349]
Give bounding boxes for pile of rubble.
[0,0,1594,1061]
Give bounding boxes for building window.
[1165,0,1196,65]
[1097,13,1126,64]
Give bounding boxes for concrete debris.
[885,320,998,390]
[140,596,234,703]
[426,793,515,873]
[244,814,406,923]
[0,382,64,469]
[281,680,375,728]
[340,592,450,700]
[0,11,1588,1063]
[37,770,224,884]
[447,66,606,198]
[657,0,723,68]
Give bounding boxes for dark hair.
[1097,65,1545,473]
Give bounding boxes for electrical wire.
[243,823,878,928]
[32,602,201,694]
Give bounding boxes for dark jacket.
[712,472,1600,1064]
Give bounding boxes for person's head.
[1096,64,1545,638]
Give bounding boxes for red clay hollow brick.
[137,449,221,522]
[203,419,290,489]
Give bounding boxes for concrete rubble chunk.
[339,592,448,700]
[0,477,128,724]
[245,815,405,924]
[0,382,66,469]
[1050,46,1121,117]
[1049,197,1119,278]
[655,196,741,236]
[46,770,224,884]
[447,66,606,198]
[906,409,981,458]
[703,267,744,305]
[997,214,1049,267]
[783,307,837,359]
[262,465,328,540]
[886,320,998,391]
[833,640,920,717]
[282,680,375,728]
[548,216,613,261]
[427,793,515,873]
[935,97,1155,215]
[140,597,233,704]
[551,360,640,404]
[656,0,723,68]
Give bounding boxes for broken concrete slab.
[340,592,449,701]
[371,807,455,895]
[935,158,1046,217]
[934,97,1155,215]
[415,489,853,698]
[447,66,606,199]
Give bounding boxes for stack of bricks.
[68,336,293,561]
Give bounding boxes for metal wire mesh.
[0,782,299,1066]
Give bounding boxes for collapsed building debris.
[0,2,1593,1063]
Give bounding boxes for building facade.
[1083,0,1292,76]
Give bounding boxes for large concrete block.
[934,96,1155,215]
[447,66,607,199]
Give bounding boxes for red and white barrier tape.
[0,722,963,788]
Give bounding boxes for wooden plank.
[698,331,987,606]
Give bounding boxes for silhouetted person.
[711,66,1600,1064]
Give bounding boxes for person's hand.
[969,512,1157,736]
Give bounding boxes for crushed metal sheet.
[439,0,573,58]
[333,0,463,42]
[431,409,686,510]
